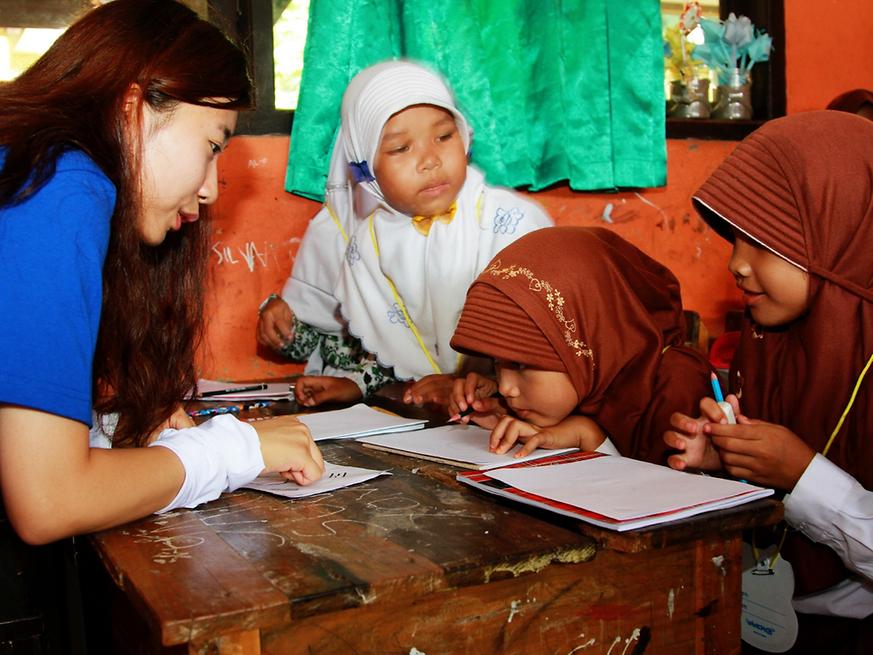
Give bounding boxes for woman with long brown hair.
[0,0,323,548]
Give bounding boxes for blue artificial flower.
[349,160,375,183]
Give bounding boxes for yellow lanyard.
[326,202,349,244]
[754,351,873,570]
[365,193,484,375]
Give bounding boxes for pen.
[709,372,724,403]
[711,372,743,481]
[710,371,737,425]
[188,405,241,417]
[242,400,273,411]
[199,383,268,398]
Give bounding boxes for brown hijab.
[693,110,873,595]
[826,88,873,117]
[451,226,712,463]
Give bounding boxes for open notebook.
[457,451,773,531]
[358,424,576,470]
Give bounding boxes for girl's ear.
[121,83,144,124]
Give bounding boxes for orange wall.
[202,137,740,380]
[784,0,873,113]
[200,1,871,380]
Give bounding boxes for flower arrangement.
[663,2,707,84]
[695,12,773,85]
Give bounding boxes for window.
[210,0,308,135]
[662,0,786,140]
[0,1,87,80]
[0,0,308,136]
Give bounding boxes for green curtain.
[285,0,666,201]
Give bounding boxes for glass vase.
[712,68,752,120]
[668,78,711,119]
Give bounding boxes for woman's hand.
[294,376,362,407]
[664,395,736,472]
[447,372,499,420]
[402,374,457,410]
[705,416,815,490]
[256,297,294,351]
[253,415,324,485]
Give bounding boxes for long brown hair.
[0,0,253,447]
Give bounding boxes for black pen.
[199,383,268,398]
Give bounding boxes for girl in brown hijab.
[665,111,873,653]
[449,226,713,463]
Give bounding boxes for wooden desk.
[85,406,781,655]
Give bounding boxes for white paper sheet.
[297,403,427,441]
[488,456,772,521]
[357,424,575,470]
[242,462,390,499]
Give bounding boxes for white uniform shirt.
[785,454,873,618]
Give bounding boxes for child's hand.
[489,415,542,455]
[705,417,815,490]
[294,376,362,407]
[447,372,499,421]
[257,297,294,351]
[253,415,324,485]
[663,395,736,472]
[148,405,195,442]
[490,414,606,457]
[402,374,456,409]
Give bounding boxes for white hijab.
[285,60,552,379]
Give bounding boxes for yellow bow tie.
[411,202,457,236]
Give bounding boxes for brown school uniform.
[451,226,713,463]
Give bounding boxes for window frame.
[665,0,786,140]
[6,1,783,140]
[209,0,293,135]
[220,0,787,140]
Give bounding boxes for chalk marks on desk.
[127,482,493,566]
[276,483,489,538]
[565,626,647,655]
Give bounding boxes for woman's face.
[136,101,238,245]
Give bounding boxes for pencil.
[199,383,268,398]
[447,405,476,423]
[447,392,500,423]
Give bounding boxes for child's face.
[374,104,466,217]
[728,229,810,326]
[136,100,237,245]
[495,360,579,428]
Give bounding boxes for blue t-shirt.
[0,150,116,426]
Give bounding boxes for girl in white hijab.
[257,60,553,408]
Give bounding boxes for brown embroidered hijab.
[451,226,712,463]
[693,110,873,595]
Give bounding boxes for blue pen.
[242,400,273,411]
[709,372,724,403]
[711,373,744,482]
[188,405,241,418]
[710,372,736,424]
